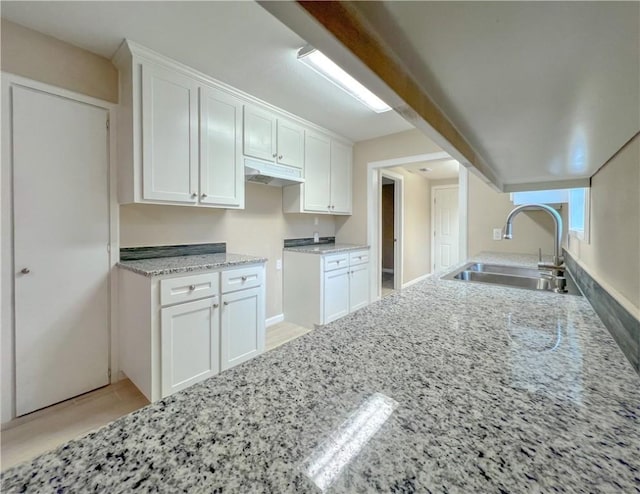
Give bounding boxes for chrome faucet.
[503,203,567,292]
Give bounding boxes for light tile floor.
[381,271,395,298]
[0,321,310,471]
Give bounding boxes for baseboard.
[401,273,431,289]
[564,250,639,374]
[265,314,285,327]
[382,268,394,274]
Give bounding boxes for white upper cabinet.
[330,140,353,214]
[243,105,277,162]
[200,86,244,208]
[303,130,332,212]
[276,118,304,169]
[141,62,199,204]
[243,107,304,169]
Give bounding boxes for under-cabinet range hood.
[244,158,304,187]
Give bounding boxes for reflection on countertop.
[3,252,639,493]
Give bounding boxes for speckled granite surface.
[117,253,267,277]
[3,252,639,493]
[284,243,370,254]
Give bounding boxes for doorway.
[432,185,460,271]
[381,176,397,297]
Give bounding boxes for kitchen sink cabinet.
[119,263,266,402]
[282,131,353,215]
[283,249,369,328]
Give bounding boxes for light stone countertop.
[284,243,369,254]
[117,253,267,277]
[3,252,639,493]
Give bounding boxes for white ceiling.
[403,159,460,181]
[349,2,640,188]
[0,1,412,142]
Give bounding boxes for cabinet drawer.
[221,265,263,293]
[349,250,369,266]
[323,253,349,272]
[160,273,219,307]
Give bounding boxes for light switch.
[493,228,503,240]
[314,217,319,226]
[276,259,282,270]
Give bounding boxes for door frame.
[431,184,460,272]
[367,152,469,302]
[380,170,403,292]
[1,73,118,424]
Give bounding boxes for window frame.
[568,187,591,243]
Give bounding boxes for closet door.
[12,86,110,415]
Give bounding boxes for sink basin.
[443,262,582,295]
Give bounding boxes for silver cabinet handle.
[21,268,30,274]
[272,153,277,158]
[278,155,283,160]
[241,276,247,281]
[212,303,219,308]
[189,284,196,291]
[201,193,207,198]
[331,205,335,209]
[223,301,229,306]
[191,192,197,198]
[328,205,331,209]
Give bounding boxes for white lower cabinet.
[119,262,266,402]
[221,287,265,370]
[161,297,219,397]
[284,249,370,328]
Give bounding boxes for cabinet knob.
[189,284,196,291]
[201,193,207,198]
[223,301,229,306]
[191,192,197,198]
[21,268,30,274]
[331,205,335,209]
[328,205,331,209]
[272,153,277,158]
[241,276,247,281]
[212,303,219,308]
[278,155,283,160]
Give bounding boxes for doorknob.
[21,268,30,274]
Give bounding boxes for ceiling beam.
[294,0,502,190]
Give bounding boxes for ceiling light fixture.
[297,45,391,113]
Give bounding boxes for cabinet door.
[276,118,304,169]
[330,140,353,214]
[349,263,370,312]
[323,267,350,324]
[303,130,332,212]
[243,105,276,161]
[141,62,199,203]
[221,287,265,370]
[161,297,219,397]
[200,86,244,208]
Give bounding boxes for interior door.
[303,130,331,212]
[433,186,460,271]
[12,85,110,416]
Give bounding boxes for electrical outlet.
[314,217,319,226]
[493,228,503,240]
[276,259,282,271]
[313,232,319,243]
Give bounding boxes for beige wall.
[567,136,639,315]
[468,172,559,257]
[336,129,441,284]
[120,183,335,319]
[1,19,118,102]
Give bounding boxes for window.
[568,187,590,242]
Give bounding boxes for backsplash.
[120,242,226,261]
[283,237,335,248]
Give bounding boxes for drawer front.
[160,272,219,306]
[221,265,264,293]
[349,250,369,266]
[323,253,349,272]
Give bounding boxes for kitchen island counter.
[3,252,639,493]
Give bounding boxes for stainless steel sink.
[443,262,582,295]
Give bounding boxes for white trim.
[0,73,119,422]
[502,178,590,192]
[368,151,450,169]
[380,170,404,292]
[431,184,460,272]
[265,314,285,327]
[401,273,431,289]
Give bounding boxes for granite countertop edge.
[283,243,370,254]
[117,253,267,277]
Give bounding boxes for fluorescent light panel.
[297,46,391,113]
